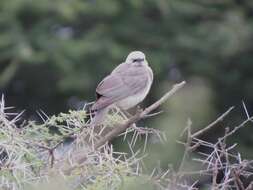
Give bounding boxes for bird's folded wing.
[92,73,148,110]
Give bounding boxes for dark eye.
[132,58,144,62]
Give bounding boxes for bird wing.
[92,74,130,111]
[92,64,150,111]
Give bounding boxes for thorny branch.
[191,106,234,139]
[64,81,186,173]
[2,81,253,189]
[174,102,253,189]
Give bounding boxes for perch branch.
[94,81,186,149]
[64,81,186,172]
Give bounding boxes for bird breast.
[116,66,153,110]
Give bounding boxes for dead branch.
[192,106,234,139]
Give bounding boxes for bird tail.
[90,107,108,127]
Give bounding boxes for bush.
[0,82,253,190]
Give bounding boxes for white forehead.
[126,51,146,60]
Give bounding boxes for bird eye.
[132,58,144,62]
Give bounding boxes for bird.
[90,51,153,126]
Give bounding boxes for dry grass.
[0,82,253,190]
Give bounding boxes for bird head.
[125,51,148,66]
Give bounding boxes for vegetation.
[1,0,253,189]
[1,0,253,112]
[1,82,253,189]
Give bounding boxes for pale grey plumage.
[91,51,153,126]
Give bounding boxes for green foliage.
[1,0,253,102]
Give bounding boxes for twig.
[192,106,234,139]
[142,110,164,119]
[220,116,253,141]
[177,119,192,176]
[232,169,245,190]
[212,160,218,190]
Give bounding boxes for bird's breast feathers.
[116,65,153,109]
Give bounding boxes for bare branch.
[192,106,234,139]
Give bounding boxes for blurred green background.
[1,0,253,168]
